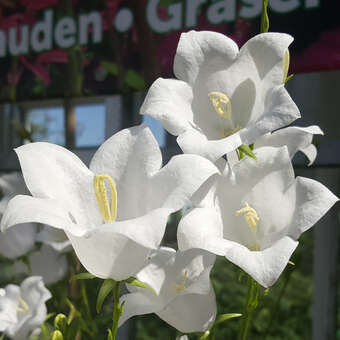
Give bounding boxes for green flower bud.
[51,330,64,340]
[54,313,68,333]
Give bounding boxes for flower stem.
[111,282,122,340]
[237,275,259,340]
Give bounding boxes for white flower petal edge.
[119,248,216,333]
[178,147,338,287]
[254,125,323,165]
[141,31,300,162]
[1,125,218,281]
[0,276,51,340]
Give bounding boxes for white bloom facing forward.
[0,173,36,260]
[0,276,51,340]
[1,125,218,281]
[119,248,216,333]
[141,31,300,162]
[178,147,338,288]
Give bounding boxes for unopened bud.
[54,313,67,333]
[51,330,64,340]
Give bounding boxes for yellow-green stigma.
[236,202,259,232]
[175,271,188,293]
[94,174,117,223]
[17,296,30,314]
[208,91,232,119]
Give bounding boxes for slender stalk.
[111,282,122,340]
[237,276,259,340]
[261,0,269,33]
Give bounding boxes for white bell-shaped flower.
[178,147,338,287]
[0,276,51,340]
[141,30,300,162]
[1,125,218,281]
[119,248,216,333]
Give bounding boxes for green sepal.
[70,272,96,282]
[238,145,257,161]
[51,330,64,340]
[285,74,294,83]
[214,313,242,326]
[199,330,210,340]
[107,329,113,340]
[288,260,295,266]
[264,288,270,296]
[261,0,269,33]
[123,277,157,296]
[97,279,116,313]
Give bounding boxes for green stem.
[111,282,122,340]
[261,0,269,33]
[237,276,259,340]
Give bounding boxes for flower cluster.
[0,30,338,339]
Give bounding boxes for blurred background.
[0,1,339,339]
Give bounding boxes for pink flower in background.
[19,49,68,86]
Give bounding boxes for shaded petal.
[222,237,298,288]
[288,176,339,239]
[1,195,83,236]
[90,125,162,220]
[15,245,68,285]
[36,226,71,253]
[238,32,293,85]
[157,289,216,333]
[149,154,219,211]
[0,223,36,259]
[15,143,100,228]
[174,30,239,85]
[140,79,194,136]
[118,292,162,327]
[240,85,300,145]
[255,126,323,165]
[67,208,171,281]
[178,208,224,254]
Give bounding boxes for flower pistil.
[94,174,117,223]
[236,202,259,232]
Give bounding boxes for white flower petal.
[240,85,300,145]
[177,129,242,163]
[149,154,219,211]
[238,32,293,85]
[255,125,323,165]
[288,176,339,238]
[15,142,101,228]
[1,195,83,236]
[140,79,194,136]
[67,208,171,281]
[118,292,162,327]
[15,245,68,285]
[157,288,216,333]
[36,226,71,253]
[174,30,239,85]
[0,223,36,259]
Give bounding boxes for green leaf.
[97,279,116,313]
[101,61,119,76]
[124,70,146,90]
[70,272,96,282]
[261,0,269,33]
[0,333,5,340]
[238,145,257,160]
[214,313,242,326]
[124,277,157,296]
